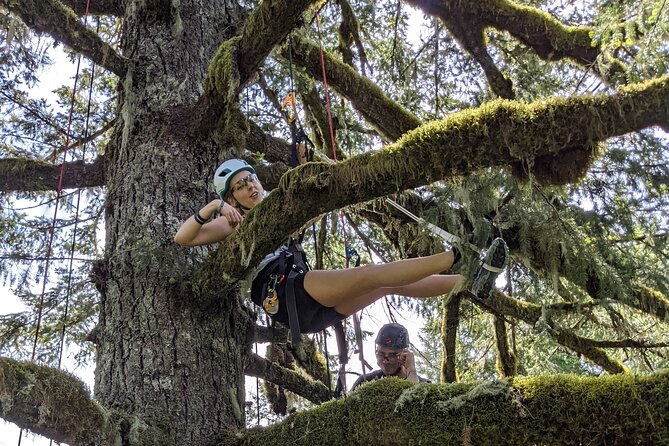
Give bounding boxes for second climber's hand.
[399,350,416,373]
[219,201,243,227]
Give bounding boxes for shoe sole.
[470,238,509,298]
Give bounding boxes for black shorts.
[251,264,346,334]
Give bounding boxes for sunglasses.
[231,173,258,193]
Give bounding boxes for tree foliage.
[0,0,668,444]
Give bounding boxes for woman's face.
[228,170,264,209]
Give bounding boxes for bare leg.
[331,274,465,316]
[303,251,457,309]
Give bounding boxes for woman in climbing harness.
[175,159,508,336]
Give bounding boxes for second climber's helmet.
[375,323,409,350]
[213,159,256,198]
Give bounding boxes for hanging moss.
[632,283,669,322]
[206,36,242,103]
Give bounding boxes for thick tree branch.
[200,0,318,131]
[218,374,669,445]
[0,156,105,191]
[59,0,123,16]
[244,353,331,405]
[406,0,624,87]
[0,357,166,445]
[247,119,293,165]
[2,0,127,77]
[195,75,669,292]
[289,34,422,141]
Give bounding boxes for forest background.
[0,0,668,445]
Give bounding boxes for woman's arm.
[174,199,241,246]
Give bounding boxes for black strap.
[284,240,308,346]
[285,264,302,346]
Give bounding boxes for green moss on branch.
[218,373,669,445]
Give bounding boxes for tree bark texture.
[94,1,251,443]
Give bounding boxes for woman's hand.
[219,201,243,227]
[175,199,240,247]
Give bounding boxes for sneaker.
[470,237,509,298]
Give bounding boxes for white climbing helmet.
[213,159,256,198]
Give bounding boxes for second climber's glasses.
[375,350,401,361]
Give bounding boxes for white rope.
[384,198,461,245]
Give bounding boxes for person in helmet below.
[174,159,508,335]
[351,323,429,390]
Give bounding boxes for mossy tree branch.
[500,215,669,322]
[59,0,123,16]
[195,75,669,294]
[0,156,105,192]
[406,0,624,93]
[0,357,167,446]
[245,353,332,405]
[411,2,516,99]
[336,0,368,74]
[2,0,127,77]
[493,315,517,377]
[289,34,422,141]
[201,0,318,132]
[217,373,669,445]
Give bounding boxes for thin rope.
[254,341,260,425]
[314,13,338,161]
[56,18,100,370]
[21,5,91,446]
[31,46,83,364]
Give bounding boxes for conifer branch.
[244,353,332,404]
[289,34,422,141]
[0,156,105,191]
[200,0,318,132]
[406,0,624,90]
[2,0,127,77]
[196,75,669,292]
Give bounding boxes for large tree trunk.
[95,2,249,443]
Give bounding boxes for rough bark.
[94,1,253,444]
